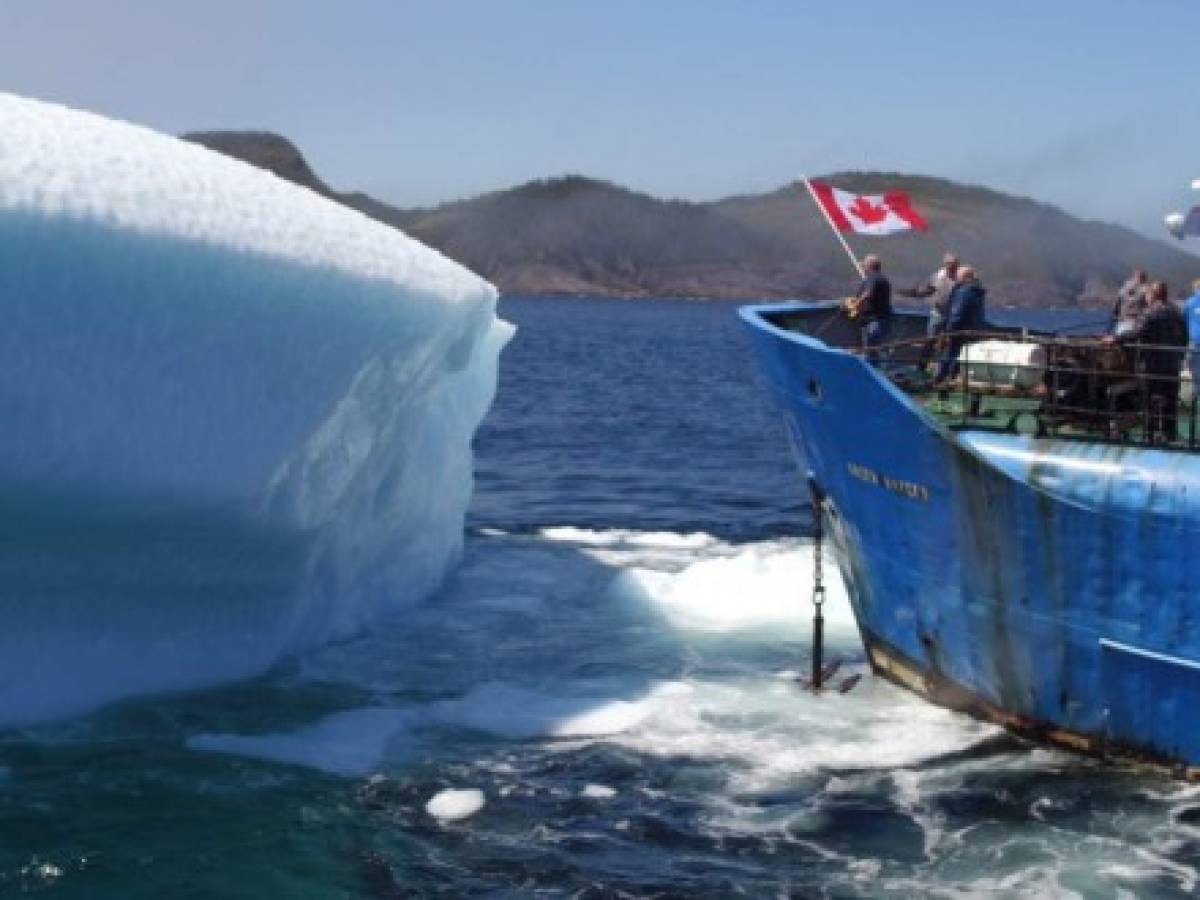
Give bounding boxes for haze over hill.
[184,131,1200,309]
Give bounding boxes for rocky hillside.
[184,131,1199,308]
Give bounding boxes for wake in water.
[5,529,1200,897]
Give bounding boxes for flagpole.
[802,176,864,279]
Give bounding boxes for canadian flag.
[808,181,928,235]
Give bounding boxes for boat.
[740,302,1200,775]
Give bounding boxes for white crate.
[958,340,1046,390]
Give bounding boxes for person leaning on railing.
[1105,280,1188,440]
[897,252,959,368]
[932,266,987,386]
[897,252,959,340]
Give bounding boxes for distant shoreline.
[183,132,1195,313]
[498,292,1114,312]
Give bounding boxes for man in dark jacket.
[1112,280,1187,439]
[933,266,987,384]
[854,254,893,366]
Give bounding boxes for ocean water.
[2,296,1197,898]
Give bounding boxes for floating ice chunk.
[429,682,657,739]
[188,707,412,776]
[537,527,727,574]
[539,527,715,550]
[19,859,63,888]
[554,702,655,736]
[425,788,485,821]
[0,93,511,726]
[581,784,617,799]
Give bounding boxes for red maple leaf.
[848,196,889,225]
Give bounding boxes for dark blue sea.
[2,296,1194,898]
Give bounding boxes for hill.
[183,132,1199,308]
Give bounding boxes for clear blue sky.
[1,1,1196,237]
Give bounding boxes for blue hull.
[742,303,1200,773]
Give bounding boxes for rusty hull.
[741,303,1200,774]
[865,630,1200,780]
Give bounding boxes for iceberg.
[0,94,512,725]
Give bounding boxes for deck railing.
[862,330,1198,451]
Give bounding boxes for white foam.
[892,768,947,860]
[539,527,716,550]
[186,532,985,807]
[425,788,485,821]
[609,674,996,797]
[429,682,658,740]
[192,534,949,791]
[188,707,412,776]
[615,538,856,639]
[173,528,1200,892]
[186,681,689,775]
[582,784,617,800]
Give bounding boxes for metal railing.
[860,330,1199,451]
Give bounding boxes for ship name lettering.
[847,462,929,502]
[846,462,879,485]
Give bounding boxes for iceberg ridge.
[0,93,512,725]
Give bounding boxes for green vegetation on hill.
[183,132,1199,308]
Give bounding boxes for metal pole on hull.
[801,478,859,694]
[808,477,827,690]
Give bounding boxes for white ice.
[581,784,617,799]
[425,788,485,821]
[0,93,511,725]
[188,708,414,777]
[183,529,1200,896]
[614,537,856,635]
[192,533,984,792]
[429,682,663,740]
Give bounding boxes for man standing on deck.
[933,266,987,385]
[898,252,959,339]
[854,254,893,366]
[1110,268,1150,336]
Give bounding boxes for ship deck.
[916,389,1199,446]
[759,303,1200,453]
[891,349,1200,451]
